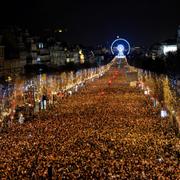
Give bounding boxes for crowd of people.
[0,65,110,132]
[0,66,179,179]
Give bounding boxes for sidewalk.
[0,65,179,179]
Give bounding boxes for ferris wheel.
[111,38,131,58]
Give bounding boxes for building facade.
[50,46,66,66]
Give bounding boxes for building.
[37,48,50,64]
[66,51,79,64]
[162,44,177,55]
[50,45,66,66]
[0,58,26,76]
[150,39,177,59]
[27,42,50,65]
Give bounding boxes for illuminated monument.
[111,38,131,58]
[111,38,131,68]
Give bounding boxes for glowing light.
[79,50,82,54]
[117,44,125,58]
[66,58,70,63]
[38,43,43,49]
[80,54,85,62]
[6,76,12,82]
[111,38,131,58]
[163,45,177,55]
[117,44,125,52]
[161,109,168,118]
[79,49,85,64]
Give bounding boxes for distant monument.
[111,38,131,59]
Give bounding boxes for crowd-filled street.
[0,65,179,179]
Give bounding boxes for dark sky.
[0,0,179,47]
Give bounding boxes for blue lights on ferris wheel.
[111,38,131,58]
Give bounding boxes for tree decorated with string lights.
[162,76,177,125]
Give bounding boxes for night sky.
[0,0,179,47]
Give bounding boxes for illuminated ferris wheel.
[111,38,131,58]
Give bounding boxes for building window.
[38,43,44,49]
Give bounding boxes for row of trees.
[128,50,180,75]
[139,71,179,134]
